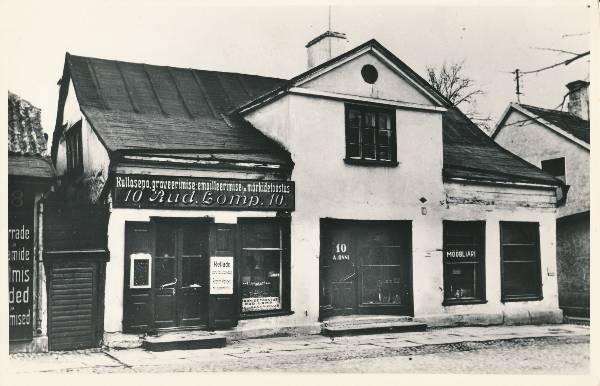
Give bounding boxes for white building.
[492,81,590,317]
[47,33,566,350]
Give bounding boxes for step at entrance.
[142,331,226,351]
[321,316,427,337]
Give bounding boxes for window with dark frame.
[541,157,566,183]
[443,221,486,305]
[345,105,397,165]
[500,222,542,302]
[65,120,83,175]
[239,218,290,316]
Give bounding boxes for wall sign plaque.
[8,185,35,342]
[113,174,295,211]
[210,256,234,295]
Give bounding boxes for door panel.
[178,223,209,326]
[154,256,177,328]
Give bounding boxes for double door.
[319,220,413,318]
[154,220,209,328]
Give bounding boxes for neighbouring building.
[48,33,567,350]
[492,80,590,317]
[8,91,56,352]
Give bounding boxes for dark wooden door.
[154,220,209,328]
[47,260,102,351]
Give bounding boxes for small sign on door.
[210,256,234,294]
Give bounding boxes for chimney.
[566,80,589,121]
[306,31,350,69]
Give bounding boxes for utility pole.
[513,69,522,102]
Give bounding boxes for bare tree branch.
[521,51,590,74]
[530,46,579,55]
[426,60,485,108]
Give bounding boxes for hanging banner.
[112,174,294,211]
[8,183,35,342]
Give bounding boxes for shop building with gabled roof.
[48,32,566,350]
[492,81,590,317]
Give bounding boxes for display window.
[239,218,290,316]
[500,222,542,301]
[443,221,486,305]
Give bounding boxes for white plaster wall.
[244,96,291,151]
[494,110,590,217]
[303,52,434,106]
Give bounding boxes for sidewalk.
[8,324,590,374]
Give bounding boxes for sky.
[4,1,592,141]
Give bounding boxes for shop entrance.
[153,220,210,328]
[319,220,413,319]
[124,220,210,332]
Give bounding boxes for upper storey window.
[345,105,397,166]
[66,120,83,175]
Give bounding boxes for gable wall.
[302,52,434,106]
[494,110,589,217]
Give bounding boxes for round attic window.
[361,64,378,84]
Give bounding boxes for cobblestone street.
[8,324,590,374]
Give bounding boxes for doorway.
[319,219,413,319]
[124,219,210,332]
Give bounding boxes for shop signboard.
[210,256,234,295]
[444,248,478,262]
[8,184,35,342]
[113,174,295,211]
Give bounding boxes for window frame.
[344,104,398,166]
[65,120,83,175]
[238,217,291,318]
[442,221,487,306]
[500,221,543,302]
[129,253,152,289]
[541,157,566,184]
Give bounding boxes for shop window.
[443,221,486,305]
[500,222,542,302]
[65,120,83,175]
[541,157,566,183]
[129,253,151,289]
[345,105,397,166]
[239,219,290,315]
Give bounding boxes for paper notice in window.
[242,297,281,312]
[210,256,234,294]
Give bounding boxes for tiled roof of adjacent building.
[58,43,561,186]
[517,103,590,144]
[8,91,55,179]
[56,54,291,168]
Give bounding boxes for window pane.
[181,256,204,287]
[378,147,390,161]
[132,259,150,287]
[363,145,376,159]
[365,112,376,127]
[503,262,540,296]
[156,225,176,257]
[240,250,282,312]
[348,110,361,128]
[155,257,175,287]
[501,222,538,244]
[242,222,280,249]
[363,127,375,145]
[347,143,360,158]
[445,263,477,299]
[360,266,406,305]
[502,245,538,262]
[378,130,391,147]
[379,113,391,130]
[347,125,360,144]
[182,224,205,256]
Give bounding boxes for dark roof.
[8,91,48,155]
[518,103,590,144]
[235,39,560,187]
[59,42,560,186]
[9,155,56,179]
[443,108,561,185]
[8,92,55,179]
[59,54,290,167]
